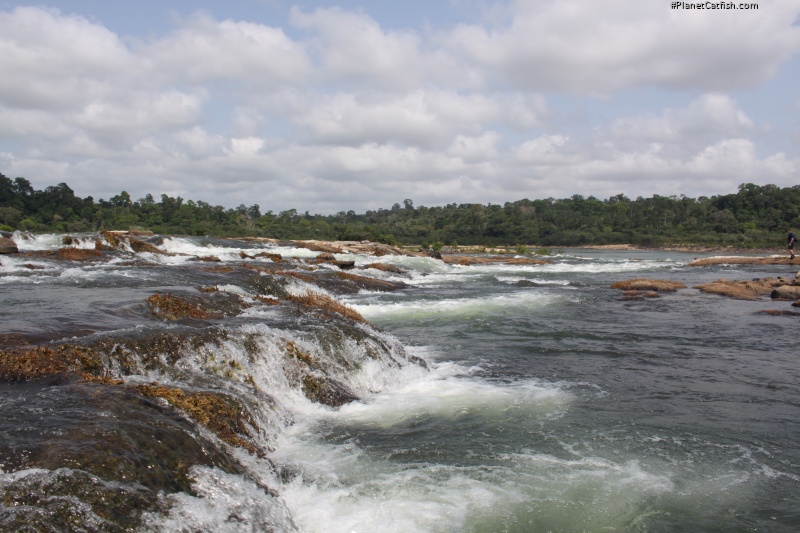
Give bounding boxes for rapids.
[1,233,799,532]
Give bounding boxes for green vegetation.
[2,172,798,248]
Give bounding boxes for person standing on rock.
[788,228,796,260]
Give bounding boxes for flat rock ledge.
[441,255,552,266]
[611,279,687,292]
[694,278,790,300]
[689,256,797,266]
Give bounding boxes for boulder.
[695,278,785,300]
[771,285,800,300]
[0,237,18,254]
[363,262,404,274]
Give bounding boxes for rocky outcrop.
[0,237,18,254]
[312,252,356,270]
[771,285,800,300]
[363,262,404,274]
[694,278,787,300]
[98,230,164,254]
[441,255,552,266]
[240,251,283,262]
[611,279,687,291]
[56,247,103,261]
[689,256,796,266]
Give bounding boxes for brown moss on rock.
[254,295,280,306]
[146,293,212,320]
[133,384,260,454]
[283,339,316,367]
[201,265,235,273]
[288,293,366,323]
[0,344,107,381]
[56,247,103,261]
[611,279,687,291]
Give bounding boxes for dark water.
[1,234,799,532]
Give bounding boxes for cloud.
[0,7,136,110]
[144,11,311,88]
[294,90,545,148]
[289,6,476,90]
[444,0,800,92]
[0,3,798,214]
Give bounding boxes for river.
[1,233,798,532]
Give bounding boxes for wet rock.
[288,293,367,323]
[689,256,795,266]
[296,241,345,254]
[240,251,283,262]
[441,255,551,266]
[759,309,800,316]
[611,279,687,291]
[0,237,18,254]
[301,374,358,407]
[134,384,261,455]
[620,290,661,300]
[363,262,404,274]
[695,278,785,300]
[56,247,103,261]
[128,237,163,254]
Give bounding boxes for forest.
[1,172,799,249]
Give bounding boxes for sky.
[0,0,799,214]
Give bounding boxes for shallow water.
[1,235,799,532]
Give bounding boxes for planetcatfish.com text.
[671,2,758,9]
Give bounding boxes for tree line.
[1,173,798,248]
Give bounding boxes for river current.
[1,233,798,532]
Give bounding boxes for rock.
[689,256,794,266]
[296,241,345,254]
[695,278,784,300]
[240,251,282,262]
[440,255,551,266]
[56,247,103,261]
[760,309,800,316]
[363,262,404,274]
[129,238,163,254]
[611,279,687,291]
[770,285,800,300]
[0,237,18,254]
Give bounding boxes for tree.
[0,206,21,226]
